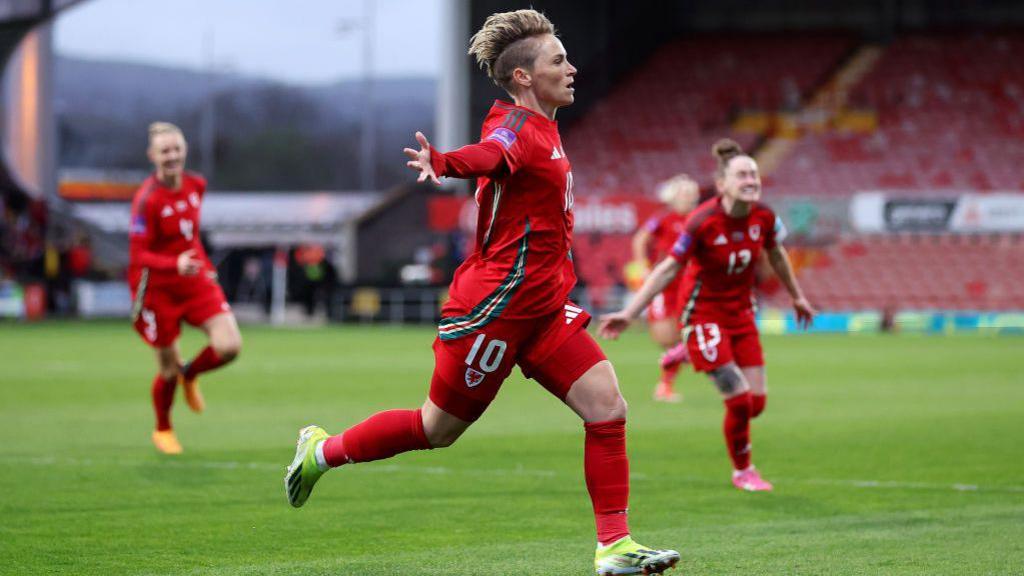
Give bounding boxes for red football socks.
[584,419,631,546]
[151,374,177,431]
[322,409,432,467]
[751,394,767,418]
[184,346,229,379]
[724,392,753,471]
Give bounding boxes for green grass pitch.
[1,321,1022,575]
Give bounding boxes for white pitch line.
[0,456,565,479]
[3,456,1022,493]
[797,477,1024,493]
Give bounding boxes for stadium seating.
[761,234,1024,311]
[768,33,1024,196]
[564,33,856,198]
[563,33,856,294]
[562,32,1024,313]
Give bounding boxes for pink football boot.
[732,467,774,492]
[659,342,691,369]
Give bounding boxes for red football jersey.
[670,197,787,327]
[128,172,213,290]
[438,101,576,339]
[642,210,688,303]
[643,211,689,263]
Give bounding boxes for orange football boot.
[179,369,205,413]
[152,430,183,454]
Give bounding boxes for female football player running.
[285,10,679,575]
[600,139,815,491]
[128,122,242,454]
[630,175,700,402]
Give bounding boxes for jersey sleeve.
[669,217,702,264]
[481,110,533,174]
[765,212,787,250]
[429,140,507,179]
[195,174,207,198]
[642,214,662,234]
[481,121,532,171]
[429,112,534,179]
[128,193,178,272]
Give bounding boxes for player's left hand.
[793,296,816,329]
[597,311,633,340]
[403,131,441,185]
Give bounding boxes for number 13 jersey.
[669,196,787,328]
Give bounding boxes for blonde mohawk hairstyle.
[468,9,555,93]
[148,121,184,147]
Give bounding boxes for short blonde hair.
[656,174,697,204]
[468,9,555,93]
[148,122,184,147]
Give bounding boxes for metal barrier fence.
[327,286,617,325]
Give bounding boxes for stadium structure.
[2,0,1023,334]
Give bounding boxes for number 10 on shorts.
[463,334,507,388]
[465,334,507,372]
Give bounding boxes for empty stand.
[769,33,1024,196]
[762,234,1024,311]
[564,33,855,291]
[564,33,856,198]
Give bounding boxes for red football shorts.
[430,301,607,422]
[683,316,764,372]
[131,275,231,348]
[646,277,684,323]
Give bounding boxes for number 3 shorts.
[131,275,230,348]
[429,300,607,422]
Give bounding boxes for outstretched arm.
[403,131,507,184]
[767,245,815,328]
[631,227,653,266]
[598,256,682,339]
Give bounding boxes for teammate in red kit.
[285,10,679,575]
[600,139,815,492]
[128,122,242,454]
[630,175,700,402]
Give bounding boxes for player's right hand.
[403,131,441,185]
[792,296,816,329]
[597,311,633,340]
[177,249,202,276]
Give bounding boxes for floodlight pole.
[200,28,216,180]
[358,0,376,192]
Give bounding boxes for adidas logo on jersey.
[713,234,728,245]
[161,205,174,218]
[550,146,564,160]
[565,303,583,324]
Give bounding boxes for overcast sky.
[53,0,443,85]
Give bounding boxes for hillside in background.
[55,55,435,190]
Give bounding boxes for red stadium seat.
[770,32,1024,197]
[761,234,1024,311]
